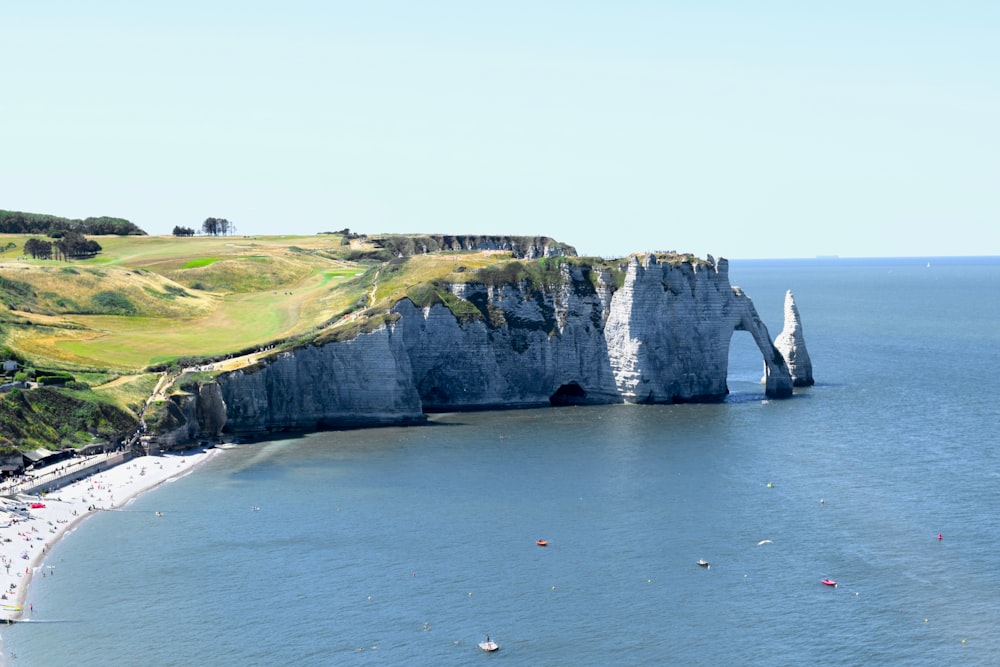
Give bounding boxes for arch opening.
[726,330,766,400]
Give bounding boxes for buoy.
[938,533,943,540]
[767,482,774,488]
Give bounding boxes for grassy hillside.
[0,233,371,371]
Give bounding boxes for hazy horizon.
[5,2,997,260]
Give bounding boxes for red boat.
[30,503,45,509]
[821,579,837,587]
[536,540,548,547]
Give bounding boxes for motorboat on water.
[697,559,710,568]
[821,579,837,587]
[478,636,499,652]
[536,539,548,547]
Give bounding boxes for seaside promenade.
[0,451,129,498]
[0,447,214,623]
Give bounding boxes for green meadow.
[0,233,380,372]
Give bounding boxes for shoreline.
[0,447,216,623]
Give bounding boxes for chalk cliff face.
[181,254,802,440]
[214,331,425,436]
[392,263,621,409]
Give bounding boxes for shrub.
[37,372,74,386]
[90,291,137,315]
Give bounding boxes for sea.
[3,256,1000,666]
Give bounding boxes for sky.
[3,1,998,259]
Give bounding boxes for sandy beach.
[0,448,215,622]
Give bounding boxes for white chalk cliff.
[164,254,807,441]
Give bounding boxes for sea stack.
[773,290,814,386]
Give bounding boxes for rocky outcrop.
[773,290,814,387]
[176,254,804,440]
[155,383,229,448]
[372,235,575,259]
[606,255,792,401]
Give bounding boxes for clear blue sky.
[4,2,998,259]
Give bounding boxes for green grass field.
[0,234,374,371]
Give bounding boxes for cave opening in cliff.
[550,382,587,406]
[727,331,764,397]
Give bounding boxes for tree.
[173,225,195,237]
[24,237,53,259]
[49,231,101,260]
[201,217,234,236]
[0,210,145,235]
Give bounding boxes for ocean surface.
[4,256,1000,666]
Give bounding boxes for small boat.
[536,540,548,547]
[697,559,710,568]
[478,635,499,652]
[821,579,837,587]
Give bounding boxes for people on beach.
[0,449,215,622]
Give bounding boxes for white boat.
[478,636,499,652]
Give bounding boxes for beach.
[0,448,215,623]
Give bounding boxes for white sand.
[0,448,215,622]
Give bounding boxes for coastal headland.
[1,230,812,451]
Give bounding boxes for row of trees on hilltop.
[172,218,237,237]
[0,210,145,235]
[23,232,102,260]
[201,217,235,236]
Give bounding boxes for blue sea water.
[4,256,1000,666]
